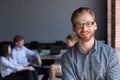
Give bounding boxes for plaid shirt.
[62,40,120,80]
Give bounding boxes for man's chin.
[80,37,92,42]
[82,39,91,42]
[77,34,94,42]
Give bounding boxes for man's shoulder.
[96,41,116,57]
[12,47,17,52]
[62,44,77,59]
[97,41,115,51]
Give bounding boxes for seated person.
[49,34,77,80]
[0,42,38,80]
[11,35,49,80]
[66,34,77,48]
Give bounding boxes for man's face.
[8,45,11,55]
[16,40,24,48]
[66,39,75,48]
[73,13,97,42]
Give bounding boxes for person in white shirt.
[0,42,38,80]
[11,35,49,80]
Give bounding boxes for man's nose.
[81,24,88,30]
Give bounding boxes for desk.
[40,54,61,60]
[32,49,67,66]
[40,54,63,66]
[41,49,67,65]
[39,49,67,60]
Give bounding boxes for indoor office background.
[0,0,107,43]
[0,0,107,80]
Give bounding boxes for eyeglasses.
[74,21,95,29]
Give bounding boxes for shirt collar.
[76,39,98,54]
[15,46,24,51]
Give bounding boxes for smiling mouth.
[81,32,89,35]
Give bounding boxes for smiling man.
[62,7,120,80]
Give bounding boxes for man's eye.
[86,22,91,25]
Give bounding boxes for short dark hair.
[66,34,77,42]
[71,7,95,27]
[13,35,24,43]
[0,42,10,57]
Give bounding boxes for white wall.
[0,0,107,42]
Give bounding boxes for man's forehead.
[74,13,93,22]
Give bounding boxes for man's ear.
[15,42,17,45]
[94,22,97,30]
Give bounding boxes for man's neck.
[78,37,95,54]
[15,46,23,50]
